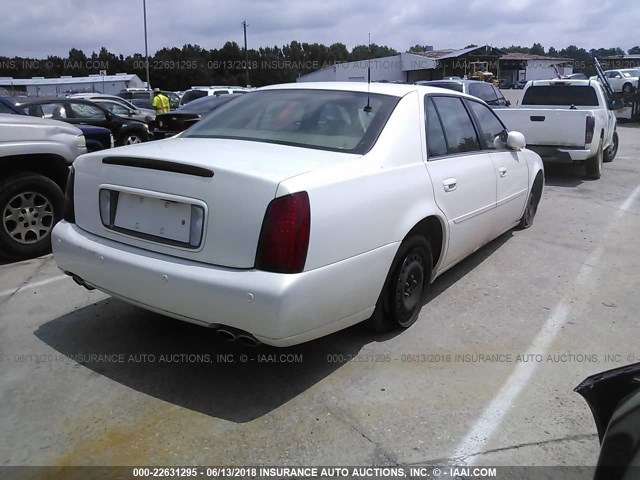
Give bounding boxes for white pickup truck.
[495,79,621,179]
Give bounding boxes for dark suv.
[415,79,510,107]
[10,97,152,145]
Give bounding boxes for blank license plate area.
[114,192,192,243]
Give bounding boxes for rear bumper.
[52,221,396,347]
[151,129,179,140]
[527,145,591,163]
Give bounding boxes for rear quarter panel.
[278,90,447,274]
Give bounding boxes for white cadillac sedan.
[52,82,544,347]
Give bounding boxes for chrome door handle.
[498,167,507,177]
[443,178,457,192]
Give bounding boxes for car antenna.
[364,33,372,112]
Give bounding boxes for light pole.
[242,20,249,87]
[143,0,151,90]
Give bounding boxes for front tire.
[366,236,432,332]
[0,174,64,260]
[622,83,633,94]
[586,141,603,180]
[517,174,543,229]
[604,131,618,163]
[119,133,144,146]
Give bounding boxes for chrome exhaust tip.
[237,335,261,347]
[216,329,237,342]
[71,275,95,291]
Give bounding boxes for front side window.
[100,102,129,116]
[468,100,508,149]
[431,96,480,154]
[184,90,400,154]
[70,103,107,120]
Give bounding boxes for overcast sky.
[1,0,637,58]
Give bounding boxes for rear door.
[424,95,497,270]
[468,100,529,232]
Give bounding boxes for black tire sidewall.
[0,174,64,260]
[604,131,618,163]
[586,141,603,179]
[367,236,433,331]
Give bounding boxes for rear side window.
[522,86,599,106]
[431,96,480,154]
[424,98,447,157]
[40,102,68,119]
[70,103,107,120]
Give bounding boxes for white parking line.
[451,183,640,464]
[0,274,68,299]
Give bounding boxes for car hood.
[0,113,83,135]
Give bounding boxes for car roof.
[417,79,492,86]
[257,81,476,98]
[8,97,100,106]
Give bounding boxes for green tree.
[530,43,545,55]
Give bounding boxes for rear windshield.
[522,86,599,106]
[183,89,400,154]
[181,90,208,105]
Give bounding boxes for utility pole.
[143,0,151,90]
[242,20,249,87]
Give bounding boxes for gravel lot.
[1,120,639,469]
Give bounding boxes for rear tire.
[366,236,432,332]
[604,131,618,163]
[0,174,64,260]
[585,141,603,180]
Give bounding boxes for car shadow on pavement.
[34,297,393,423]
[427,230,513,301]
[543,163,587,187]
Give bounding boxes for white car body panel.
[52,82,543,346]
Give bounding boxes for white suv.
[179,86,251,106]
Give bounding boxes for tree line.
[1,41,638,90]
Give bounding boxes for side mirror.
[610,99,624,110]
[506,131,526,150]
[505,99,511,107]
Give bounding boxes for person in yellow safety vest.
[152,88,170,114]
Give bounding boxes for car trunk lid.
[73,138,357,268]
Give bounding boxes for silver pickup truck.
[0,114,87,260]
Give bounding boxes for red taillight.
[256,192,310,274]
[585,116,595,145]
[63,166,75,223]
